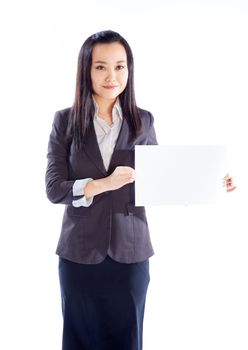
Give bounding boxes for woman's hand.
[84,166,135,198]
[107,166,135,191]
[224,174,236,192]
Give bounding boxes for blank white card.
[135,145,227,206]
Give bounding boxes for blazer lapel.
[108,116,133,169]
[83,120,107,176]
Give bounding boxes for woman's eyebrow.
[93,60,126,64]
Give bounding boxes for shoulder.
[52,107,71,130]
[137,107,151,116]
[137,107,155,128]
[54,107,71,121]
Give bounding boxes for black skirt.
[58,255,150,350]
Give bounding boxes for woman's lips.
[102,85,118,90]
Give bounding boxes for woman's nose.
[105,69,116,82]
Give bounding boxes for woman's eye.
[96,66,105,70]
[116,65,125,70]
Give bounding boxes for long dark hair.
[67,30,141,148]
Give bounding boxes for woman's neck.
[93,94,116,117]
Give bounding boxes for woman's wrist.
[84,177,111,198]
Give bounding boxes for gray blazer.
[46,107,158,264]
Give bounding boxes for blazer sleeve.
[147,112,158,145]
[45,110,74,204]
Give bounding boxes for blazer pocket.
[126,204,147,221]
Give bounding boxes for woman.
[46,30,236,350]
[46,30,157,350]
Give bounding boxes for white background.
[0,0,247,349]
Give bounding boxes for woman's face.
[91,42,128,103]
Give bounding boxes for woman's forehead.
[92,42,127,62]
